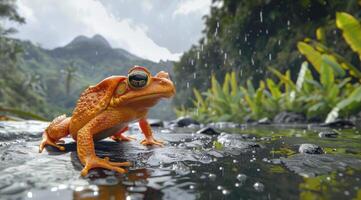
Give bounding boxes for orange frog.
[39,66,175,176]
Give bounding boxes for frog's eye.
[128,70,149,89]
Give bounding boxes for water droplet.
[219,167,223,171]
[27,191,33,198]
[191,170,196,174]
[236,174,247,183]
[253,182,264,192]
[235,183,240,187]
[233,159,238,164]
[217,185,223,190]
[256,168,260,172]
[209,173,217,180]
[222,189,230,195]
[189,185,195,190]
[260,11,263,23]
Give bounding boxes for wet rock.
[173,117,200,127]
[299,144,324,154]
[0,120,48,141]
[253,182,264,192]
[318,130,338,138]
[171,162,190,175]
[349,111,361,128]
[217,133,260,155]
[273,112,306,124]
[196,127,219,135]
[0,182,28,195]
[320,119,355,128]
[279,154,361,177]
[147,119,164,127]
[256,117,271,125]
[207,122,240,129]
[236,174,247,184]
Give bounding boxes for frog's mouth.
[130,90,175,102]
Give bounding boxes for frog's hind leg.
[110,126,136,142]
[77,112,131,176]
[39,114,70,153]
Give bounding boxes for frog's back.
[69,76,126,138]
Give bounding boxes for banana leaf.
[336,12,361,60]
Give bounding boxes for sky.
[12,0,212,62]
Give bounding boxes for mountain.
[14,34,175,120]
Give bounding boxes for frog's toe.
[111,134,136,142]
[140,138,164,146]
[39,135,65,153]
[104,157,132,167]
[80,156,128,176]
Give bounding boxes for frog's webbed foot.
[39,132,65,153]
[81,156,131,176]
[111,134,136,142]
[140,137,164,146]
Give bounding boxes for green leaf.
[316,27,326,44]
[320,59,335,90]
[268,67,296,90]
[266,78,281,99]
[297,41,323,72]
[336,12,361,60]
[325,86,361,123]
[230,71,238,96]
[321,54,346,77]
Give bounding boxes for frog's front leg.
[139,118,163,146]
[77,114,131,176]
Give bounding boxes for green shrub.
[177,12,361,123]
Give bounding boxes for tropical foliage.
[173,0,361,107]
[177,12,361,123]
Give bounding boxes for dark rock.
[279,154,361,177]
[147,119,164,127]
[196,127,219,135]
[320,119,355,128]
[273,112,306,123]
[349,112,361,128]
[318,130,338,138]
[174,117,200,127]
[299,144,324,154]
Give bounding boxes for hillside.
[3,34,175,120]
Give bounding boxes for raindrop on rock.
[209,173,217,180]
[253,182,264,192]
[236,174,247,183]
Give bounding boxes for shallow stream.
[0,120,360,200]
